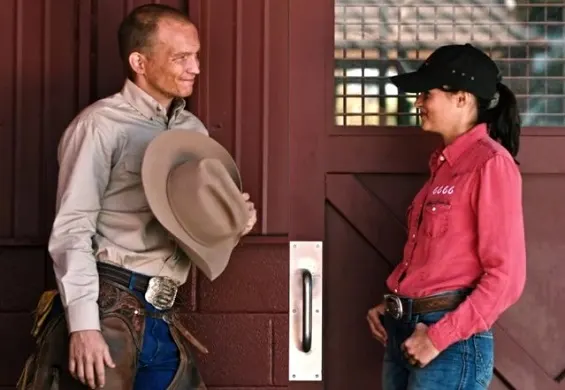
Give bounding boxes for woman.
[367,43,526,389]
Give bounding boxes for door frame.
[289,0,333,389]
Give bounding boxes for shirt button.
[431,207,436,212]
[439,155,445,162]
[394,289,398,293]
[412,234,415,238]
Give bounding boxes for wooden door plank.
[493,325,564,390]
[326,173,406,266]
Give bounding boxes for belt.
[97,262,209,355]
[97,261,179,311]
[97,261,150,293]
[384,289,471,321]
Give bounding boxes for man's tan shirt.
[48,79,208,333]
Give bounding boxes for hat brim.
[141,129,243,281]
[389,70,440,94]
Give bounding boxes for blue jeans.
[382,310,494,390]
[131,289,180,390]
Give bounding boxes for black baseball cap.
[389,43,501,100]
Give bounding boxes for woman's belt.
[384,289,471,320]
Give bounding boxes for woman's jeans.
[382,310,494,390]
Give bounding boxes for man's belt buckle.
[384,294,403,320]
[145,276,179,310]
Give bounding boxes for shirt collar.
[430,123,488,169]
[120,79,186,121]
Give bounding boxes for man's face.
[139,19,200,104]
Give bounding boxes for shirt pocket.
[123,152,142,175]
[421,201,451,238]
[118,153,149,211]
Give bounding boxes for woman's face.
[414,88,464,136]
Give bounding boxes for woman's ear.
[455,91,473,108]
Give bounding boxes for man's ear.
[128,52,147,76]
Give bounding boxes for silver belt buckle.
[384,294,404,320]
[145,276,179,310]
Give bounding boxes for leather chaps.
[16,280,206,390]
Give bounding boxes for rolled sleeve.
[427,154,527,351]
[48,115,117,333]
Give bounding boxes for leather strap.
[97,262,150,294]
[411,292,467,314]
[385,289,471,320]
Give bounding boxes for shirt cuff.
[66,301,101,333]
[426,321,460,352]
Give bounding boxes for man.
[18,4,256,390]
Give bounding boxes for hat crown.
[141,128,247,281]
[166,158,249,244]
[389,43,501,99]
[421,44,500,90]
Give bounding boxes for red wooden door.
[288,1,565,389]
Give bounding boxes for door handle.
[302,269,312,353]
[289,241,322,381]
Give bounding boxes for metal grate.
[334,0,565,127]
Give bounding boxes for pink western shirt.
[386,123,527,352]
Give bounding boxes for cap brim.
[389,70,439,94]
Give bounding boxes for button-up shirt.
[48,79,208,333]
[386,123,526,352]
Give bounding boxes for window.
[335,0,565,127]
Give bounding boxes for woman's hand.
[367,302,388,345]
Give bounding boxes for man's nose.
[188,58,200,74]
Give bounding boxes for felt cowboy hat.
[141,129,249,281]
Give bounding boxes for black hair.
[117,4,193,80]
[476,82,521,160]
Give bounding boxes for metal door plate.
[289,241,323,381]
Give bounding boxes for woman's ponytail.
[477,82,521,159]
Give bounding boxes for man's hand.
[366,302,388,345]
[69,330,115,389]
[401,323,440,368]
[241,192,257,235]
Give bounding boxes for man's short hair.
[118,4,193,78]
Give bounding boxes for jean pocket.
[417,309,450,326]
[381,314,396,357]
[473,331,494,388]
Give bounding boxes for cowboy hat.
[141,129,249,281]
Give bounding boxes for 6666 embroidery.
[432,185,455,195]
